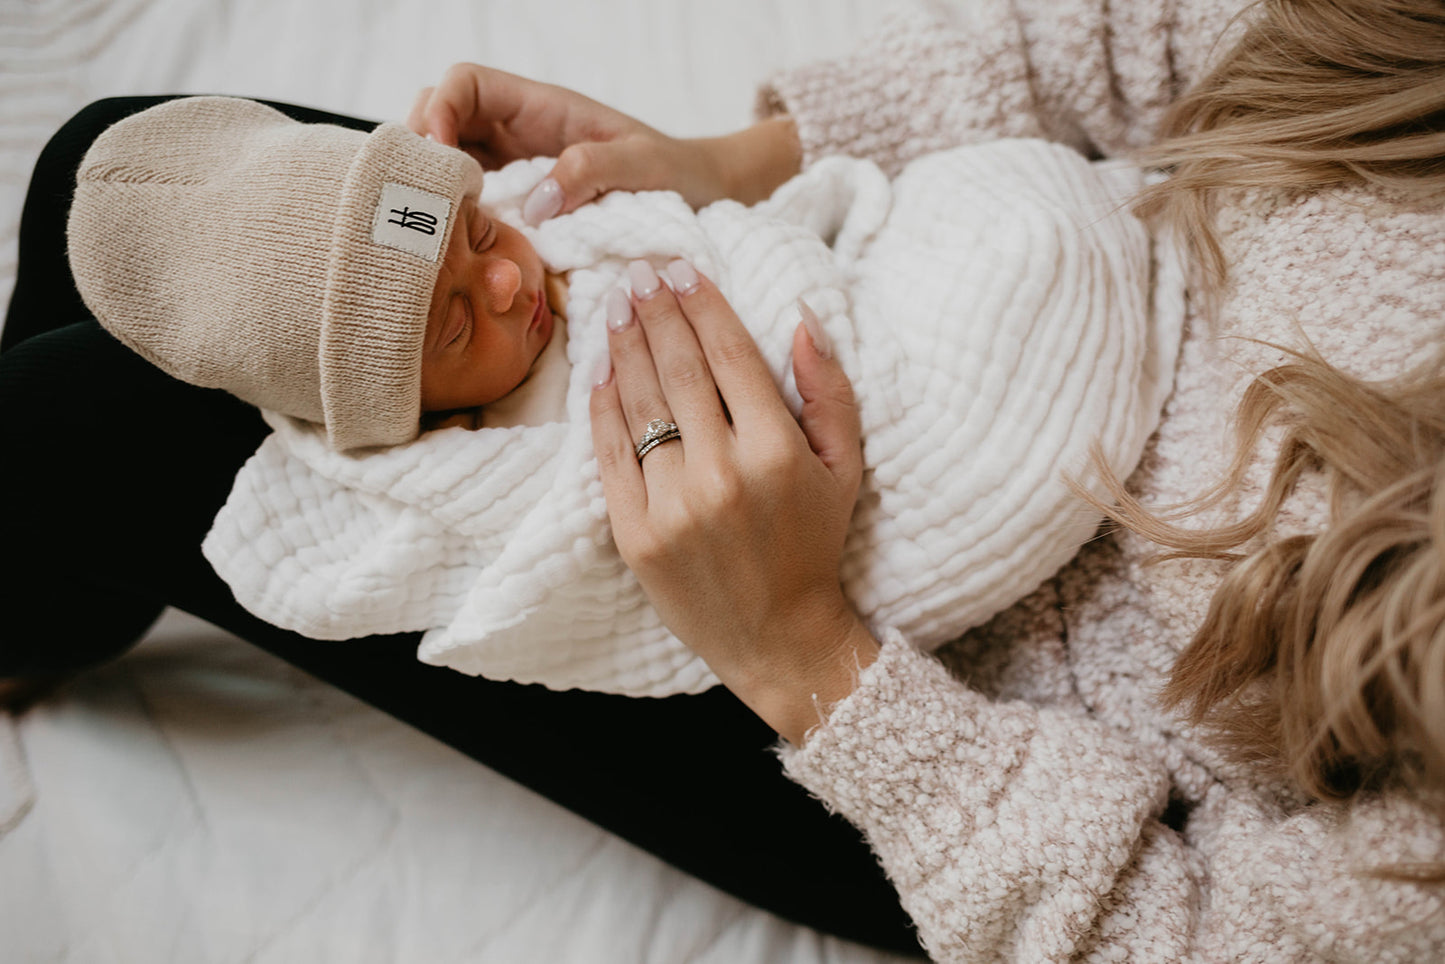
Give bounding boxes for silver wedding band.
[635,418,681,462]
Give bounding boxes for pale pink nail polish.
[523,177,564,226]
[797,298,832,359]
[628,260,661,300]
[665,259,700,295]
[590,353,612,389]
[605,287,633,332]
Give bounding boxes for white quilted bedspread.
[203,141,1183,696]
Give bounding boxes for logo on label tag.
[372,182,451,262]
[387,207,438,235]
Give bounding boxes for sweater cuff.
[754,2,1043,177]
[779,628,1034,837]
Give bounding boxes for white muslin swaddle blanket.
[203,138,1184,696]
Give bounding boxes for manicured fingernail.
[590,353,612,389]
[665,259,700,295]
[523,177,564,226]
[628,260,661,300]
[797,298,831,359]
[605,287,634,332]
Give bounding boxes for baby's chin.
[544,270,569,318]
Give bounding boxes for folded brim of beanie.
[319,121,484,450]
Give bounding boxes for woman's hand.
[408,63,801,224]
[588,259,878,744]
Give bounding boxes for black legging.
[0,97,922,957]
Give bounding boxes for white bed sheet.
[0,1,915,960]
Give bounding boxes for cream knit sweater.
[763,1,1445,960]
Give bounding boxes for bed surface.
[0,1,913,959]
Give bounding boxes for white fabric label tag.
[372,182,451,262]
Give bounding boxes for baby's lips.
[529,287,550,334]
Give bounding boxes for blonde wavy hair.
[1109,0,1445,839]
[1135,0,1445,286]
[1101,358,1445,807]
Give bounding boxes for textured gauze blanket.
[202,138,1185,696]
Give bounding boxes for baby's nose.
[483,258,522,314]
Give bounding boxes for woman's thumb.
[522,140,628,225]
[525,135,684,225]
[792,300,862,486]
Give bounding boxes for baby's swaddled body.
[204,139,1183,696]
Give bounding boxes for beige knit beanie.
[67,96,483,450]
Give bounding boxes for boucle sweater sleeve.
[781,630,1189,961]
[757,0,1212,175]
[782,632,1445,962]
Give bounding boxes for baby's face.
[420,195,555,412]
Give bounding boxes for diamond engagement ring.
[634,418,681,462]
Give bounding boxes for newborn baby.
[68,96,560,453]
[202,133,1185,696]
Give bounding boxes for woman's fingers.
[409,63,560,165]
[588,358,648,524]
[598,284,687,501]
[592,259,753,511]
[406,67,495,163]
[625,262,731,453]
[411,63,478,147]
[586,264,875,743]
[597,263,856,490]
[405,86,436,139]
[426,61,522,149]
[791,302,863,489]
[663,267,790,435]
[604,287,674,442]
[409,62,775,224]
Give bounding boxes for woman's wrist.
[731,596,880,746]
[688,114,801,206]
